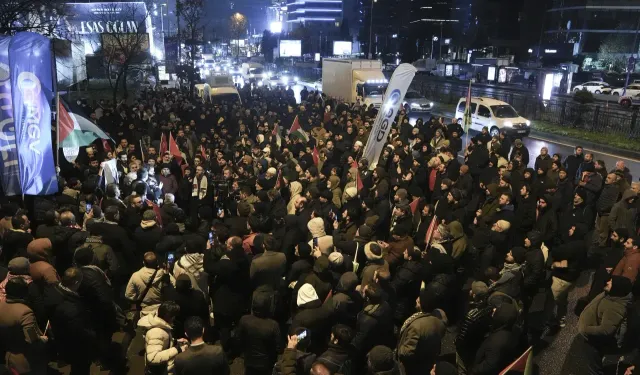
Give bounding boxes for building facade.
[286,0,343,29]
[545,0,640,54]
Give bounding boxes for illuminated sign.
[545,49,557,54]
[487,66,496,81]
[280,40,301,57]
[333,41,352,55]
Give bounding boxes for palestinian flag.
[288,115,309,143]
[58,98,111,149]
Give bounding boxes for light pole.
[368,0,377,59]
[431,36,438,59]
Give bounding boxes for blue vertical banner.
[0,36,21,196]
[9,32,58,195]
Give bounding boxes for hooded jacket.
[397,312,446,373]
[126,267,176,316]
[26,239,59,285]
[326,272,362,326]
[612,245,640,283]
[351,301,395,355]
[609,189,638,232]
[578,280,631,347]
[307,218,334,255]
[138,313,180,374]
[447,221,468,261]
[236,292,282,370]
[288,181,303,215]
[472,303,518,375]
[173,253,208,296]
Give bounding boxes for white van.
[454,97,530,137]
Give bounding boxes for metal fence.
[410,79,640,138]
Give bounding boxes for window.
[457,101,477,114]
[478,105,491,118]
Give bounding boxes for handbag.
[126,268,159,331]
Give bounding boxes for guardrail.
[411,79,640,137]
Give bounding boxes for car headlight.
[526,120,531,126]
[250,73,254,78]
[504,121,513,127]
[282,76,289,84]
[430,102,434,107]
[294,76,299,82]
[266,72,272,78]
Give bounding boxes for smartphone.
[217,208,223,216]
[313,238,318,248]
[297,330,308,340]
[86,203,92,212]
[208,232,214,245]
[167,252,176,270]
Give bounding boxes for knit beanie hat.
[357,225,374,240]
[297,242,312,258]
[237,202,252,217]
[367,346,395,372]
[526,230,543,248]
[297,283,319,306]
[364,242,383,260]
[328,252,344,266]
[8,257,30,275]
[471,281,489,298]
[510,247,527,265]
[609,275,633,297]
[395,188,408,200]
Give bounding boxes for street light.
[368,0,377,59]
[431,36,438,59]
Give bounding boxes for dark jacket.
[78,266,117,334]
[237,292,282,370]
[596,183,621,215]
[472,304,518,375]
[174,343,229,375]
[133,224,164,257]
[455,300,493,357]
[43,284,95,360]
[391,260,424,322]
[160,203,186,225]
[351,301,395,356]
[523,246,545,291]
[326,272,363,327]
[290,299,333,354]
[315,343,351,375]
[397,312,446,374]
[210,248,251,318]
[1,230,33,263]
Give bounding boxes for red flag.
[424,215,438,250]
[102,139,112,153]
[150,201,163,227]
[351,160,363,192]
[200,145,206,159]
[58,100,75,142]
[323,111,331,124]
[312,146,319,166]
[275,169,283,190]
[499,347,533,375]
[409,198,420,215]
[169,133,183,164]
[159,133,168,155]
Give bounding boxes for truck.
[322,58,388,108]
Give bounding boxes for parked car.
[402,90,434,112]
[618,93,640,108]
[611,84,640,96]
[454,97,530,137]
[572,81,612,94]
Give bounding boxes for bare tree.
[229,13,247,61]
[179,0,204,96]
[89,2,153,103]
[0,0,68,36]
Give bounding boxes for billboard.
[279,40,301,57]
[333,41,352,55]
[63,2,153,56]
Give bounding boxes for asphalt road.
[409,108,640,179]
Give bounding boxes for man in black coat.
[2,214,33,263]
[390,247,424,325]
[315,324,354,374]
[175,316,229,375]
[73,247,117,367]
[455,281,493,375]
[563,146,584,184]
[210,236,251,352]
[471,303,518,375]
[43,267,95,374]
[509,139,530,168]
[236,290,282,372]
[514,185,537,246]
[92,206,137,271]
[133,210,164,258]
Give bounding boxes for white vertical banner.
[362,63,417,170]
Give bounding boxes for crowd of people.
[0,81,638,375]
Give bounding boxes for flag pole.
[56,92,60,168]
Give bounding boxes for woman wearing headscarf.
[287,181,303,215]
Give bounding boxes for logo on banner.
[375,89,401,142]
[0,63,19,173]
[16,72,44,156]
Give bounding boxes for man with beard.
[576,152,595,183]
[509,139,530,168]
[455,281,493,375]
[514,185,537,246]
[558,191,595,244]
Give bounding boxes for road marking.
[528,134,640,163]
